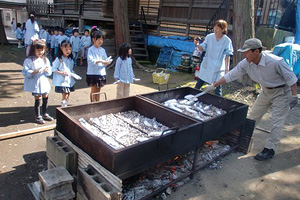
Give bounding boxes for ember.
[163,96,226,121]
[122,143,231,200]
[79,110,170,150]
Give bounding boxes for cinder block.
[46,136,78,175]
[39,166,75,200]
[76,185,89,200]
[77,166,121,200]
[47,159,56,170]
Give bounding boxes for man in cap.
[204,38,298,161]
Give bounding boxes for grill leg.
[190,146,200,179]
[157,84,169,91]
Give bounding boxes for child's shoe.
[42,114,54,121]
[35,116,45,124]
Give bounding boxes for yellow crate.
[152,68,170,84]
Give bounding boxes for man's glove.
[289,95,298,109]
[204,84,215,92]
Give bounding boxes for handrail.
[47,2,84,15]
[141,6,149,44]
[205,0,230,35]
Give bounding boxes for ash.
[78,110,170,150]
[163,95,226,121]
[122,142,231,200]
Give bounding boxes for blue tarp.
[295,0,300,44]
[147,35,195,54]
[273,43,300,78]
[148,35,195,68]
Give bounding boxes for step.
[133,54,148,57]
[130,35,144,39]
[130,30,143,33]
[131,41,145,45]
[132,48,147,51]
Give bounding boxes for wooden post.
[232,0,255,86]
[113,0,130,51]
[186,0,194,37]
[0,10,8,45]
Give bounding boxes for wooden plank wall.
[160,0,225,24]
[52,0,139,20]
[27,0,48,16]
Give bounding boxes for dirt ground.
[0,43,299,200]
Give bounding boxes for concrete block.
[46,136,78,175]
[39,166,75,200]
[47,159,56,170]
[76,185,89,200]
[77,166,121,200]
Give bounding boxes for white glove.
[204,84,215,92]
[289,95,298,109]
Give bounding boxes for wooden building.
[27,0,231,37]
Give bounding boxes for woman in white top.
[194,19,233,96]
[22,39,53,124]
[24,11,40,57]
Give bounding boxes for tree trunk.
[233,0,255,86]
[113,0,130,51]
[0,12,9,45]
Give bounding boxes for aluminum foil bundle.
[163,97,226,121]
[79,110,170,150]
[79,118,124,150]
[89,114,151,147]
[114,110,170,137]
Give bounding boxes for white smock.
[198,33,233,84]
[24,19,39,46]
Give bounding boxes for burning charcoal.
[165,187,172,195]
[160,192,167,200]
[122,189,135,200]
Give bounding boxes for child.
[15,23,24,48]
[22,39,53,124]
[80,29,91,66]
[87,30,111,102]
[52,40,76,107]
[70,29,81,66]
[39,25,48,41]
[57,28,69,47]
[114,43,135,98]
[53,28,59,59]
[46,28,52,58]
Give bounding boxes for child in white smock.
[22,39,53,124]
[70,29,81,66]
[86,29,111,102]
[80,29,91,66]
[114,43,136,98]
[52,40,77,107]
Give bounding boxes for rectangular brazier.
[56,96,202,180]
[139,87,249,141]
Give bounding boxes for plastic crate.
[152,68,170,84]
